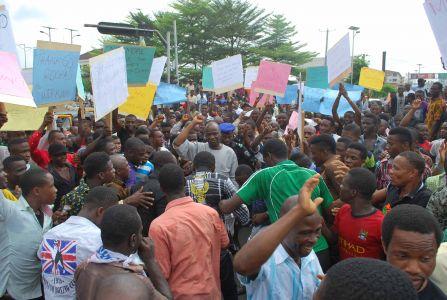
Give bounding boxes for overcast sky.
[3,0,445,76]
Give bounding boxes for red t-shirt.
[333,204,385,260]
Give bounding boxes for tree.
[347,54,369,85]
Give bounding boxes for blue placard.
[154,83,187,105]
[276,84,298,104]
[319,89,362,116]
[202,66,214,90]
[32,48,79,106]
[302,86,325,113]
[331,83,364,92]
[306,66,329,89]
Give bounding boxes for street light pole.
[41,26,56,41]
[167,31,171,84]
[417,63,423,74]
[173,20,179,83]
[65,28,80,44]
[349,26,360,84]
[319,28,334,66]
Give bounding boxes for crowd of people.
[0,77,447,300]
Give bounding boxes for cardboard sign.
[104,44,155,85]
[301,87,361,116]
[211,54,243,94]
[0,51,35,107]
[255,60,291,97]
[148,56,167,86]
[359,67,385,91]
[76,64,86,100]
[119,83,157,120]
[277,84,300,104]
[302,86,325,113]
[424,0,447,67]
[202,66,214,91]
[249,80,270,107]
[0,5,18,60]
[90,47,128,120]
[154,83,187,105]
[306,66,329,89]
[244,66,259,89]
[327,33,352,86]
[1,103,47,131]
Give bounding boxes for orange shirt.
[149,196,229,300]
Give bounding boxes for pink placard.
[0,51,32,98]
[249,80,271,108]
[254,60,291,97]
[285,111,298,133]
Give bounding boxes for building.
[385,70,403,86]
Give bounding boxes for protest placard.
[0,5,18,59]
[244,66,259,89]
[306,66,329,89]
[424,0,447,67]
[359,67,385,91]
[320,89,362,116]
[302,87,325,113]
[154,83,187,105]
[249,81,270,107]
[255,60,291,97]
[76,64,86,100]
[32,41,81,106]
[331,83,364,92]
[202,66,214,91]
[90,47,128,120]
[211,54,243,94]
[0,51,36,107]
[277,84,303,104]
[1,103,47,131]
[104,44,155,86]
[119,83,157,120]
[148,56,167,86]
[327,33,352,86]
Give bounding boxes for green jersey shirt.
[237,160,333,252]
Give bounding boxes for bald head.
[110,154,128,169]
[94,274,153,300]
[280,195,322,224]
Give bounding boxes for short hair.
[193,151,215,170]
[235,164,253,178]
[363,112,380,126]
[111,135,120,141]
[3,155,26,171]
[262,138,288,159]
[343,123,361,135]
[100,205,141,247]
[48,130,63,142]
[7,138,28,152]
[337,137,352,147]
[205,121,220,131]
[124,137,145,152]
[389,127,413,147]
[322,116,335,126]
[152,151,176,170]
[382,204,443,249]
[48,143,68,157]
[19,168,50,196]
[345,168,376,198]
[95,137,114,152]
[290,151,312,168]
[347,142,368,160]
[319,258,418,300]
[136,126,150,136]
[432,81,443,90]
[398,151,425,175]
[309,134,336,154]
[84,186,119,210]
[159,163,184,194]
[83,152,111,179]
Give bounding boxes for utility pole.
[167,31,171,84]
[173,20,179,84]
[65,28,80,44]
[349,26,360,84]
[17,44,32,68]
[40,26,56,41]
[417,64,423,74]
[319,29,335,66]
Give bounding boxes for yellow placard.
[118,83,157,120]
[2,103,48,131]
[359,67,385,91]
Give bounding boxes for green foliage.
[371,83,397,98]
[347,54,369,85]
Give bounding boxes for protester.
[426,82,444,139]
[360,112,387,161]
[344,142,368,169]
[149,163,229,299]
[2,155,27,201]
[75,205,172,299]
[39,186,119,300]
[381,204,446,299]
[124,137,149,187]
[0,168,56,299]
[234,174,324,299]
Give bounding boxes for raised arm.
[339,83,362,126]
[173,115,203,148]
[233,174,324,277]
[400,99,421,127]
[332,93,342,127]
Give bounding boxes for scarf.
[89,246,146,276]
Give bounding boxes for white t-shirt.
[38,216,102,300]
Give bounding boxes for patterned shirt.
[360,134,387,162]
[60,179,90,217]
[427,186,447,231]
[376,158,432,190]
[426,173,446,193]
[238,245,322,300]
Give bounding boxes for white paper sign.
[211,54,243,94]
[327,33,351,86]
[0,5,18,59]
[424,0,447,66]
[90,47,128,121]
[148,56,167,86]
[244,66,259,89]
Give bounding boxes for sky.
[3,0,445,77]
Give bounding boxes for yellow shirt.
[2,189,18,201]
